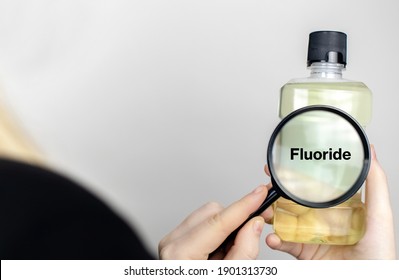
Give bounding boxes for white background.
[2,260,399,280]
[0,0,397,260]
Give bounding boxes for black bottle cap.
[307,31,347,67]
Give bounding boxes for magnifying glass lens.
[269,107,369,207]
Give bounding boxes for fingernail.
[253,219,264,235]
[252,185,265,194]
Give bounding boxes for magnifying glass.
[264,105,370,209]
[212,105,370,255]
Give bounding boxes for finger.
[255,182,274,222]
[262,206,274,224]
[260,179,274,223]
[175,185,269,259]
[360,145,396,259]
[365,145,392,216]
[264,164,271,177]
[259,183,274,222]
[265,233,303,258]
[224,216,265,260]
[160,201,224,247]
[159,202,225,259]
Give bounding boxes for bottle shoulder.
[286,76,348,83]
[281,78,371,93]
[279,77,372,126]
[284,76,367,85]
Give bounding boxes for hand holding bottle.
[265,145,397,259]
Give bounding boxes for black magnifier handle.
[248,187,280,219]
[209,187,280,258]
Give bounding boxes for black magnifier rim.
[267,105,371,208]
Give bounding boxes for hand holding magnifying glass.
[159,106,395,260]
[159,145,395,260]
[211,105,371,256]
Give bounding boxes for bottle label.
[290,148,351,160]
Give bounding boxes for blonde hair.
[0,100,44,165]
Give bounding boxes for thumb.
[224,216,265,260]
[265,233,303,259]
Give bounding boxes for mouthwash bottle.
[273,31,372,245]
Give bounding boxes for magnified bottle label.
[273,103,370,245]
[271,109,365,204]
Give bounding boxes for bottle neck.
[308,62,345,79]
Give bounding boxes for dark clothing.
[0,159,154,260]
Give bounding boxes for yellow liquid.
[273,80,371,245]
[273,194,366,244]
[279,81,372,126]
